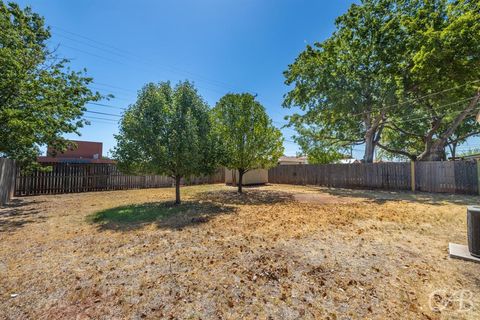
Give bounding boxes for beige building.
[278,156,308,165]
[225,168,268,186]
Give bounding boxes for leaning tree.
[212,93,284,193]
[0,1,102,168]
[113,81,221,204]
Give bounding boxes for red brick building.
[38,140,115,164]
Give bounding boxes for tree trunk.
[175,175,181,204]
[237,169,244,193]
[418,90,480,161]
[418,140,447,161]
[362,113,384,163]
[363,130,375,163]
[448,142,457,160]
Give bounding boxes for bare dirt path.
[1,184,479,319]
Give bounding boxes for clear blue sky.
[18,0,361,157]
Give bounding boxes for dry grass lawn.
[1,184,480,319]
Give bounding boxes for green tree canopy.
[284,0,480,162]
[284,0,400,163]
[377,0,480,161]
[0,1,102,167]
[113,81,220,204]
[212,93,284,193]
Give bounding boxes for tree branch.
[440,90,480,141]
[384,123,424,138]
[448,130,480,145]
[376,141,417,160]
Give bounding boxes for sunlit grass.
[87,199,233,230]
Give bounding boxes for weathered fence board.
[268,162,411,191]
[15,163,225,196]
[414,161,478,194]
[268,161,477,195]
[0,158,16,205]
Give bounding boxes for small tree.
[212,93,284,193]
[113,81,219,204]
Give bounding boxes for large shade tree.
[283,0,400,163]
[113,81,220,204]
[0,1,102,167]
[212,93,284,193]
[377,0,480,161]
[284,0,480,162]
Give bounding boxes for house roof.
[37,157,116,164]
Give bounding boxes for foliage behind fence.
[268,161,479,195]
[15,163,225,196]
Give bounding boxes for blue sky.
[16,0,362,158]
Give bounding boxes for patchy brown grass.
[1,184,479,319]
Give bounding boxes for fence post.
[477,160,480,195]
[0,158,16,205]
[410,161,416,192]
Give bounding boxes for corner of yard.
[1,184,479,319]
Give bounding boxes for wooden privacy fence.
[10,161,480,196]
[268,161,479,195]
[15,163,225,196]
[0,158,16,205]
[414,161,478,194]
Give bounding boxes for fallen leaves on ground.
[1,184,479,319]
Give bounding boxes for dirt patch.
[293,192,361,204]
[1,184,479,319]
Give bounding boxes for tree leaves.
[283,0,480,162]
[212,93,284,174]
[283,0,399,163]
[113,81,221,203]
[0,1,102,168]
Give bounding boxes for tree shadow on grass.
[197,188,294,205]
[313,186,479,206]
[87,200,235,231]
[0,199,46,233]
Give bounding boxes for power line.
[87,102,127,110]
[92,81,135,93]
[85,110,122,117]
[347,80,480,117]
[455,146,480,151]
[54,26,286,113]
[57,43,231,97]
[52,25,131,55]
[52,31,133,61]
[279,98,480,151]
[84,115,119,122]
[84,117,118,125]
[52,25,257,95]
[386,96,479,125]
[60,43,125,65]
[89,87,134,99]
[84,104,301,127]
[295,96,478,129]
